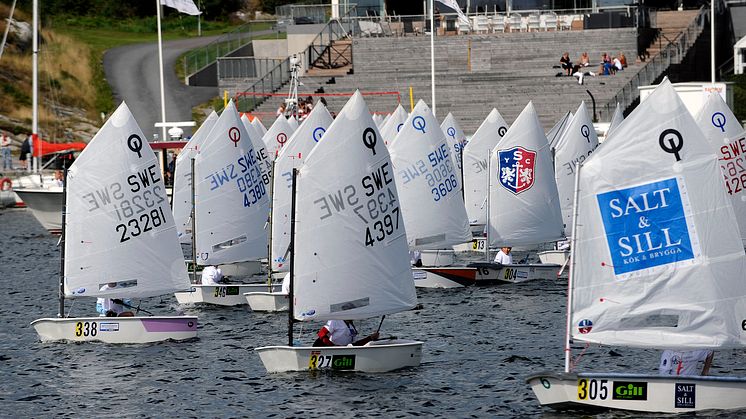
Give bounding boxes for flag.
[161,0,201,15]
[435,0,469,26]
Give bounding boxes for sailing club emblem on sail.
[596,177,698,277]
[578,319,593,334]
[497,146,536,194]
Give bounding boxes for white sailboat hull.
[31,316,198,343]
[255,339,423,373]
[527,372,746,413]
[13,188,62,233]
[218,260,263,277]
[419,249,456,266]
[537,249,569,265]
[244,292,289,312]
[413,263,562,288]
[174,283,280,306]
[452,237,487,253]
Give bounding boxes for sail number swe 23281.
[80,163,170,243]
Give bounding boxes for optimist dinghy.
[415,103,563,287]
[255,92,423,373]
[31,102,197,343]
[527,79,746,413]
[245,102,334,312]
[173,101,271,306]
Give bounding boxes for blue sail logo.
[596,177,695,276]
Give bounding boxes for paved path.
[103,30,273,139]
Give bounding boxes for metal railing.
[236,7,360,113]
[183,20,280,77]
[599,5,709,120]
[217,57,284,79]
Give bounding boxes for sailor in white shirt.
[494,246,513,264]
[659,349,713,376]
[313,319,380,347]
[281,272,290,294]
[201,266,224,285]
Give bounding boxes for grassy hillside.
[0,4,244,142]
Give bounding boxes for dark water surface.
[1,208,744,418]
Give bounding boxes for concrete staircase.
[645,10,702,60]
[249,11,703,133]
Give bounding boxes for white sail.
[389,100,471,250]
[288,116,299,130]
[606,103,624,140]
[546,111,573,149]
[488,102,564,246]
[462,108,508,225]
[373,113,384,129]
[694,94,746,244]
[571,79,746,349]
[554,102,599,231]
[173,111,218,244]
[270,103,334,272]
[381,112,392,131]
[262,115,295,158]
[194,100,269,265]
[64,102,190,299]
[294,91,417,321]
[252,117,268,136]
[380,104,409,145]
[241,114,272,185]
[440,112,467,186]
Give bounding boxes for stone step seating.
[249,15,696,132]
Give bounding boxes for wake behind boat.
[31,102,197,343]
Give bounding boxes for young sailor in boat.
[95,282,134,317]
[493,247,513,264]
[200,266,224,285]
[659,350,714,376]
[313,320,380,347]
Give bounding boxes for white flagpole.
[711,0,715,83]
[156,0,167,141]
[32,0,38,172]
[429,0,436,116]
